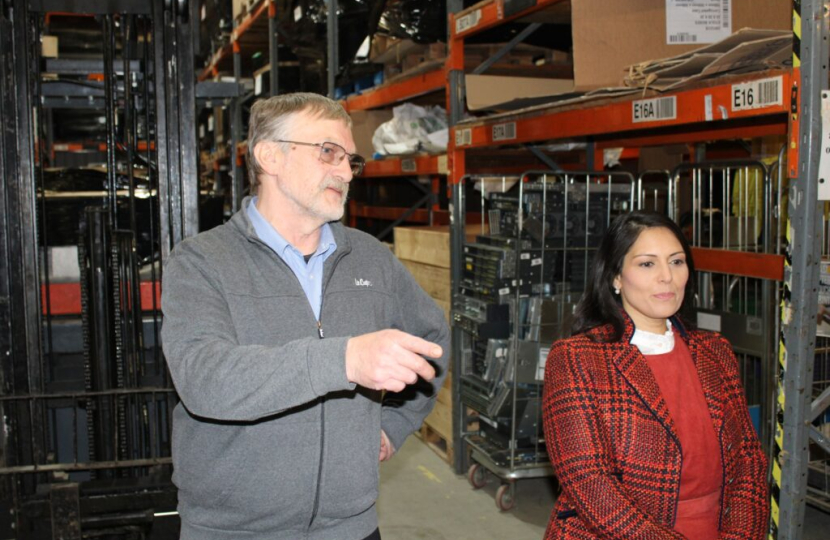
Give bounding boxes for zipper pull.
[317,321,324,339]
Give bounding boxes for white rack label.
[455,9,482,34]
[632,96,677,123]
[492,122,516,142]
[437,155,449,174]
[818,92,830,200]
[666,0,731,45]
[537,347,550,382]
[731,76,783,111]
[401,159,417,173]
[455,128,472,147]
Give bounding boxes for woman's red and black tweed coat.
[542,315,769,539]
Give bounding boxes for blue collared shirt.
[247,198,337,321]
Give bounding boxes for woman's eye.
[639,262,653,268]
[671,259,686,266]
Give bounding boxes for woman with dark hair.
[542,210,768,539]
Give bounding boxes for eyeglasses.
[276,140,366,176]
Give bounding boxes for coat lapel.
[684,333,727,436]
[609,338,679,446]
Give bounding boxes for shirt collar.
[246,197,337,259]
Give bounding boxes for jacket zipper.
[247,234,344,532]
[308,267,339,531]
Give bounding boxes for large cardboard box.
[572,0,791,89]
[466,74,575,111]
[349,110,393,159]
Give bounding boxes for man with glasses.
[161,93,449,540]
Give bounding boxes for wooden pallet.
[415,421,452,465]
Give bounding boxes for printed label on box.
[455,9,482,35]
[401,159,417,173]
[731,76,783,112]
[666,0,731,44]
[632,96,677,123]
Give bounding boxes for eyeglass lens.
[319,142,364,175]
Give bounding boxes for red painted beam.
[42,282,162,316]
[691,248,784,281]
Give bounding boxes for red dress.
[645,338,722,540]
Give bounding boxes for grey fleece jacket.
[161,200,450,539]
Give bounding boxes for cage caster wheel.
[495,483,515,511]
[467,463,487,490]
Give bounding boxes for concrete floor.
[378,438,830,540]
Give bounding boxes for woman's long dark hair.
[571,210,697,342]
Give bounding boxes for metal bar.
[0,457,173,475]
[29,0,151,14]
[176,3,199,239]
[195,81,243,99]
[10,0,46,475]
[44,58,142,75]
[103,15,118,229]
[450,179,466,474]
[524,144,562,172]
[808,426,830,456]
[776,1,828,538]
[326,0,338,98]
[472,22,541,75]
[268,0,278,96]
[0,388,175,402]
[809,385,830,423]
[152,0,171,259]
[231,47,243,212]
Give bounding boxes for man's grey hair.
[246,92,352,194]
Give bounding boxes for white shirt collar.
[631,320,675,355]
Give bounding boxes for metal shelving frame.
[445,1,828,536]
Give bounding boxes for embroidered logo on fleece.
[354,278,373,287]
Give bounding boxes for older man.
[161,93,449,540]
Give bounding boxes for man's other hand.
[379,429,395,462]
[345,329,442,392]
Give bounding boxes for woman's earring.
[614,287,620,295]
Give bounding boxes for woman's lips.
[653,292,676,300]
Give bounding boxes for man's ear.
[252,140,284,176]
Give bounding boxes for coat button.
[724,506,731,516]
[727,477,734,485]
[726,442,733,451]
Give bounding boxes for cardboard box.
[349,109,393,159]
[572,0,791,89]
[465,74,575,111]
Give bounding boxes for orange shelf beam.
[42,281,162,316]
[451,71,791,151]
[691,248,784,281]
[451,0,565,40]
[343,68,446,111]
[361,155,448,177]
[199,43,232,81]
[232,0,270,43]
